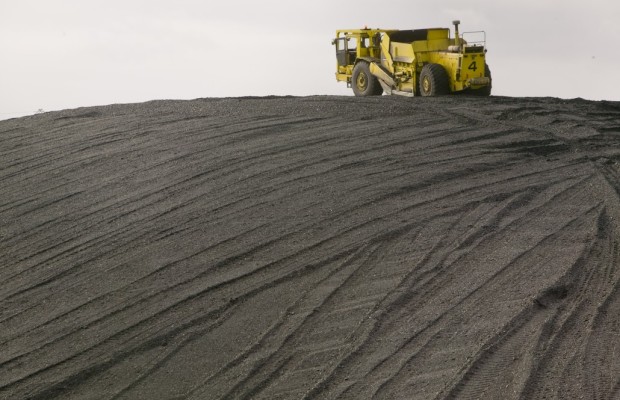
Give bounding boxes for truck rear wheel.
[352,62,383,96]
[469,63,492,96]
[419,63,450,96]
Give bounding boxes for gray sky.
[2,0,619,120]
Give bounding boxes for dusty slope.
[1,95,620,399]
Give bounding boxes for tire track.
[310,179,601,399]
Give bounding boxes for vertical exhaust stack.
[453,20,461,48]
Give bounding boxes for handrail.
[461,30,486,48]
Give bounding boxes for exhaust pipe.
[453,20,461,47]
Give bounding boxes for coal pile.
[1,95,620,399]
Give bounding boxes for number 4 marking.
[468,61,478,71]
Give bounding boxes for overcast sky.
[2,1,619,120]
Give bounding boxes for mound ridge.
[1,95,620,399]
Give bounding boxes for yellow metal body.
[333,23,490,96]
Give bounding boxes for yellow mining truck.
[332,21,491,96]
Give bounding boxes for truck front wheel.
[352,62,383,96]
[419,64,450,96]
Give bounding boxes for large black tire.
[469,63,492,96]
[418,63,450,96]
[351,62,383,96]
